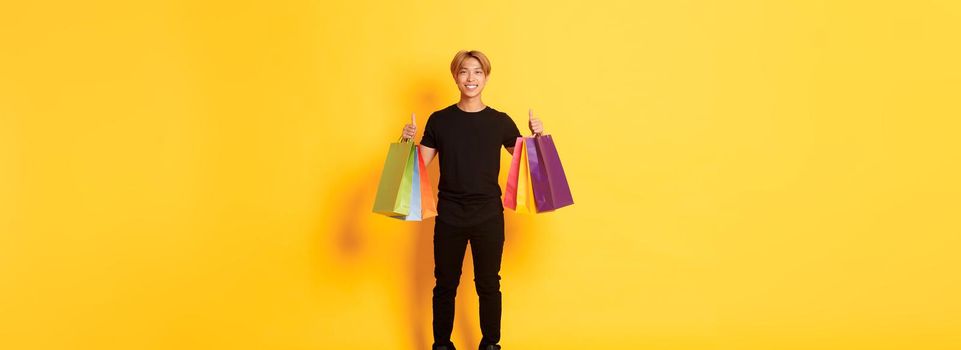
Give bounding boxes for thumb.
[529,108,533,121]
[411,112,416,127]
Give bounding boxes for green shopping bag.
[373,139,416,216]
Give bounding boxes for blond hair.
[450,50,491,77]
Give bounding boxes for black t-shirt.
[420,104,522,227]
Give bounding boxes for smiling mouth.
[465,84,478,89]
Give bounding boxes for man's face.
[455,57,486,98]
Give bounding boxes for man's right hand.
[401,112,416,141]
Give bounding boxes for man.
[400,50,544,350]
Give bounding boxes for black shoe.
[433,344,455,350]
[479,344,501,350]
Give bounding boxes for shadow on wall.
[316,73,540,349]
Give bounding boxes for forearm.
[420,145,438,165]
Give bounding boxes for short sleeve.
[420,114,437,149]
[502,114,522,149]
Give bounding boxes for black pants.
[432,212,505,349]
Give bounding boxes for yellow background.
[2,1,960,349]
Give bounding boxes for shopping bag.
[373,139,415,216]
[533,135,574,211]
[525,136,555,212]
[503,137,524,210]
[393,146,423,221]
[418,146,438,219]
[514,137,537,214]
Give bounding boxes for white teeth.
[466,85,477,88]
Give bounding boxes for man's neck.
[457,96,486,112]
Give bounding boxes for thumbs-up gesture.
[401,113,416,141]
[528,108,544,136]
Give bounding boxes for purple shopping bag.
[525,136,553,212]
[530,135,573,211]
